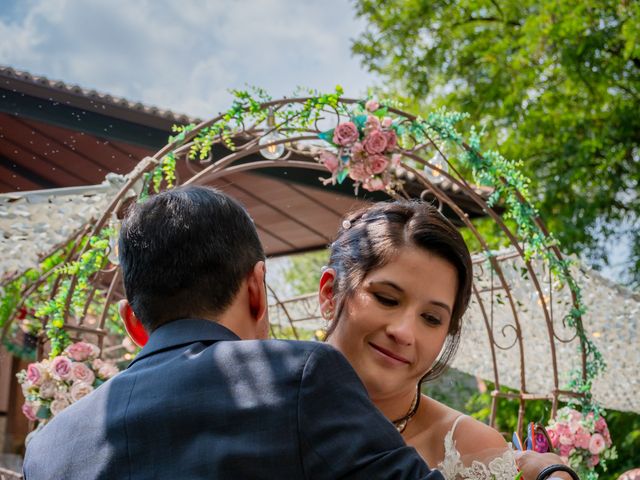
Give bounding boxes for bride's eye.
[373,293,398,306]
[422,314,442,326]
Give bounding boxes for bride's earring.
[322,308,333,320]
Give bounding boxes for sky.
[0,0,376,118]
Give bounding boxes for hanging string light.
[424,152,448,183]
[259,108,286,160]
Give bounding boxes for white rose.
[49,397,71,416]
[38,380,57,399]
[70,382,94,402]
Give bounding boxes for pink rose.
[383,130,397,151]
[556,423,571,437]
[319,150,339,173]
[51,356,72,381]
[559,444,573,458]
[574,429,590,449]
[369,154,389,174]
[49,397,71,417]
[348,161,371,182]
[589,433,606,455]
[65,342,98,362]
[595,417,607,432]
[365,99,379,112]
[603,427,612,446]
[363,130,388,154]
[26,363,44,386]
[22,402,37,422]
[559,433,573,446]
[547,428,560,449]
[381,116,393,128]
[351,142,365,161]
[363,177,387,192]
[93,359,119,380]
[70,382,94,402]
[332,122,359,146]
[365,115,381,132]
[590,455,600,467]
[71,362,95,385]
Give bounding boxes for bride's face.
[327,246,458,400]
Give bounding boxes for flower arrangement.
[317,99,402,192]
[546,407,617,480]
[16,341,119,423]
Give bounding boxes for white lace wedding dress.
[437,415,519,480]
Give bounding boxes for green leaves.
[352,0,640,288]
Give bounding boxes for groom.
[23,186,572,479]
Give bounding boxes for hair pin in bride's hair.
[342,219,351,230]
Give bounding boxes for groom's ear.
[318,268,336,312]
[247,260,268,324]
[119,299,149,347]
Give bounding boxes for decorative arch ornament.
[0,88,608,463]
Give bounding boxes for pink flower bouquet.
[16,341,119,424]
[317,99,402,193]
[546,407,617,480]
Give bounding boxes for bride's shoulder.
[450,414,508,458]
[421,397,507,454]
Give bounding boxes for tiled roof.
[0,65,202,126]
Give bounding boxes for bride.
[318,200,525,479]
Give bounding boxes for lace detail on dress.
[437,415,519,480]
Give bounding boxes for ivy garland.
[0,88,603,416]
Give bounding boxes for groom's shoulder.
[218,339,350,373]
[224,338,338,358]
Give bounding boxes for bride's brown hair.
[326,200,473,382]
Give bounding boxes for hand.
[514,451,571,480]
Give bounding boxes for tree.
[352,0,640,287]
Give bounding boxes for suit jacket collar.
[128,318,240,368]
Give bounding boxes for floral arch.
[0,88,612,475]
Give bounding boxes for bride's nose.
[385,313,415,346]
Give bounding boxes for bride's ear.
[319,268,336,318]
[119,299,149,347]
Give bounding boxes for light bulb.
[259,131,286,159]
[424,153,448,183]
[259,109,286,160]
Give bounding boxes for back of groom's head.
[119,185,265,332]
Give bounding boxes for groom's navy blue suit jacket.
[23,318,443,479]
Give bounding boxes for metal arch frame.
[1,96,588,435]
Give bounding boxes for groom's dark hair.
[119,185,265,331]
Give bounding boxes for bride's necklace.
[392,388,421,433]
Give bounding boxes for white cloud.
[0,0,375,117]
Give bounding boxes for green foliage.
[269,324,316,341]
[33,228,114,357]
[352,0,640,288]
[283,250,329,296]
[185,86,349,162]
